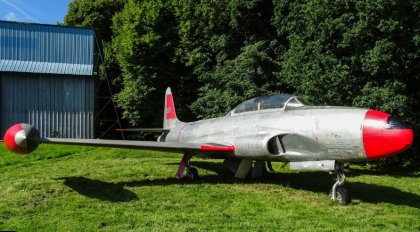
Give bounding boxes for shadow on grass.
[60,177,139,202]
[344,167,420,178]
[60,161,420,208]
[265,172,420,208]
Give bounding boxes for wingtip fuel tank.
[3,123,40,155]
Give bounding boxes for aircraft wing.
[40,138,235,154]
[116,128,170,132]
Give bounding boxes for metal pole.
[94,33,125,140]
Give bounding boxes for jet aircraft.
[1,88,414,205]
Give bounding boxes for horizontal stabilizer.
[40,138,235,154]
[116,128,170,132]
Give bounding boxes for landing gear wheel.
[329,187,351,206]
[187,167,199,181]
[328,164,351,206]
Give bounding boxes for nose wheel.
[328,186,350,206]
[329,165,351,205]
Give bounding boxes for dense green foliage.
[111,0,198,126]
[182,0,288,118]
[63,0,420,163]
[63,0,126,42]
[63,0,420,123]
[274,0,420,125]
[1,145,420,230]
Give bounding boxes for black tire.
[187,167,199,181]
[261,164,269,177]
[328,187,351,206]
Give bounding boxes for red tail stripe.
[201,145,235,152]
[166,94,177,120]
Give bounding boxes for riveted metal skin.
[164,106,371,163]
[160,88,413,163]
[290,160,336,171]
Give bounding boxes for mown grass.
[0,144,419,231]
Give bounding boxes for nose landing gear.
[329,164,351,205]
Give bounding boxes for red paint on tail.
[166,94,177,120]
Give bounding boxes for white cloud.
[0,0,40,23]
[4,12,18,21]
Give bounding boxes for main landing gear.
[328,164,350,205]
[187,167,199,181]
[175,153,199,181]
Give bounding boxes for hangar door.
[0,73,94,139]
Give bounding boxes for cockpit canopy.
[231,94,311,115]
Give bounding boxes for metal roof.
[0,21,95,76]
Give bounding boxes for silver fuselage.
[163,106,369,163]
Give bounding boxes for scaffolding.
[93,34,125,140]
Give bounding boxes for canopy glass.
[233,94,311,114]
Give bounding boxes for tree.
[180,0,287,118]
[111,0,198,127]
[273,0,420,129]
[273,0,420,166]
[64,0,126,43]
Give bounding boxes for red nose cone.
[363,110,413,160]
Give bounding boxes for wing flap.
[40,138,234,154]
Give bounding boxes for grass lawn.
[0,144,419,231]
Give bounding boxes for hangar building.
[0,20,97,139]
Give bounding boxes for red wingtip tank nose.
[4,124,41,155]
[363,110,414,160]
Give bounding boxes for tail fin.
[164,87,183,129]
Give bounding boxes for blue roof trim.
[0,21,95,76]
[0,60,93,75]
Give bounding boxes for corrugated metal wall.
[0,72,94,138]
[0,21,94,75]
